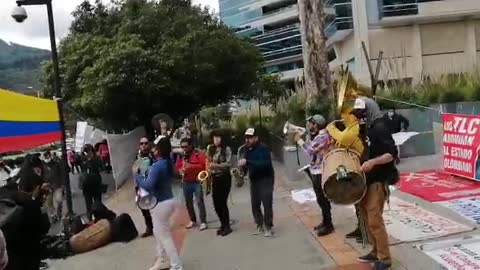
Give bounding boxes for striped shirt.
[298,129,331,175]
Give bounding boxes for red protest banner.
[443,113,480,180]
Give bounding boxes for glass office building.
[219,0,353,81]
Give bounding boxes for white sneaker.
[185,221,196,229]
[199,223,208,231]
[264,228,274,238]
[253,225,264,235]
[149,258,170,270]
[170,264,183,270]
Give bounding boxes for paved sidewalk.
[48,154,477,270]
[181,175,336,270]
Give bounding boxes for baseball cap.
[306,114,326,126]
[353,98,366,109]
[245,128,256,137]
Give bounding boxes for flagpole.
[45,1,74,215]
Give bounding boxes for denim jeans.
[183,182,207,224]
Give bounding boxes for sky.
[0,0,220,50]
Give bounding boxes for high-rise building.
[220,0,480,85]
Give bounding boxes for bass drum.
[321,148,366,205]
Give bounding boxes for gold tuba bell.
[327,69,371,156]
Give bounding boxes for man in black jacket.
[382,109,409,134]
[352,98,398,270]
[238,128,275,238]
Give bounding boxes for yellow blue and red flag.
[0,88,62,153]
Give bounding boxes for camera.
[11,6,28,23]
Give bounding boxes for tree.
[256,73,289,108]
[298,0,335,117]
[41,0,263,131]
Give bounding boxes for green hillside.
[0,39,50,94]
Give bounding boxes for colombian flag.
[0,88,62,153]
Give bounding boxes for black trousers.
[250,177,274,229]
[212,173,232,229]
[83,189,102,220]
[141,209,153,231]
[135,187,153,230]
[307,172,332,226]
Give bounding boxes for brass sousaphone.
[322,70,371,205]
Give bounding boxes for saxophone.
[198,146,212,195]
[231,144,246,187]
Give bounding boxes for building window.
[380,0,419,18]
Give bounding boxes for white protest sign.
[291,188,317,204]
[384,197,472,243]
[419,237,480,269]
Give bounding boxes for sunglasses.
[139,142,149,145]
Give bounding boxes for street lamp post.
[13,0,74,216]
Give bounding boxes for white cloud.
[0,0,220,50]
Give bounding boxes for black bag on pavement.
[110,213,138,243]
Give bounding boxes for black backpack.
[110,213,138,242]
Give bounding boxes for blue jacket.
[245,143,274,180]
[136,158,174,203]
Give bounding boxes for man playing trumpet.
[293,115,335,236]
[176,138,208,231]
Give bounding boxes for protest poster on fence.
[443,113,480,181]
[384,197,472,243]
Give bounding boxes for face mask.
[388,112,394,117]
[44,158,51,163]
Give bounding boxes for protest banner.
[443,113,480,181]
[384,197,472,243]
[396,170,480,202]
[418,237,480,269]
[440,197,480,224]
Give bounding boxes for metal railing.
[325,16,354,38]
[380,1,419,18]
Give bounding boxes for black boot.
[316,224,334,236]
[346,227,361,239]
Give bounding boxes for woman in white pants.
[136,137,182,270]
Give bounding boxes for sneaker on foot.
[141,229,153,238]
[170,264,183,270]
[199,223,208,231]
[264,228,274,237]
[346,227,361,238]
[149,257,170,270]
[357,253,379,263]
[221,227,233,236]
[185,221,196,229]
[373,261,391,270]
[253,225,264,235]
[316,224,334,236]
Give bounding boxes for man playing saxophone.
[176,138,208,231]
[293,114,335,236]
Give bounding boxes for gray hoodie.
[361,97,383,126]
